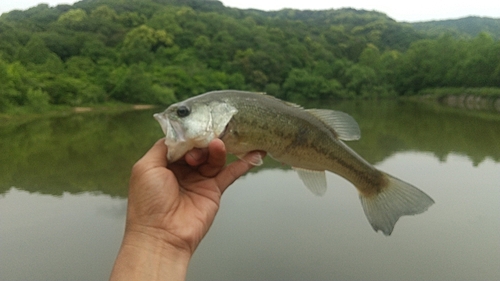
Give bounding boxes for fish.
[154,90,434,235]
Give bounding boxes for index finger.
[216,151,266,194]
[133,139,168,173]
[197,139,227,177]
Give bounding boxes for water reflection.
[1,101,499,280]
[0,110,162,197]
[1,101,498,197]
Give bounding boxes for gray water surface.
[1,101,499,280]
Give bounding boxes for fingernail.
[188,150,201,161]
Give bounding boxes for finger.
[185,148,208,166]
[133,139,168,173]
[216,151,266,194]
[198,139,227,177]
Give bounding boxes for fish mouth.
[154,112,190,162]
[154,113,186,142]
[153,113,169,135]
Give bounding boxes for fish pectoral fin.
[306,109,361,141]
[293,167,327,196]
[235,152,264,166]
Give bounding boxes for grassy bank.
[0,102,159,125]
[417,87,500,99]
[410,87,500,114]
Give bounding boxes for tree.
[121,25,174,64]
[40,31,85,61]
[452,33,499,87]
[1,0,499,111]
[0,59,15,110]
[88,5,125,45]
[57,8,89,31]
[23,88,51,112]
[344,64,379,98]
[283,69,343,100]
[358,44,381,69]
[16,36,53,65]
[109,64,159,103]
[65,56,96,79]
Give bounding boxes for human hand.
[110,138,264,281]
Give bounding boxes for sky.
[0,0,499,22]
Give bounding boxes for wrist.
[110,225,192,281]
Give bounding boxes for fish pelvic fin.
[235,152,264,166]
[359,173,434,236]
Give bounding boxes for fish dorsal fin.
[293,167,327,196]
[306,109,361,141]
[260,92,303,109]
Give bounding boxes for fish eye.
[176,105,190,117]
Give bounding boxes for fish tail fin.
[359,173,434,236]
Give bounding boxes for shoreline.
[415,94,500,113]
[3,90,500,126]
[414,87,500,113]
[0,104,159,126]
[438,94,500,112]
[72,104,157,113]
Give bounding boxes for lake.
[1,100,499,281]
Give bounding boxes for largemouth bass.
[154,90,434,235]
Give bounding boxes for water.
[1,101,499,281]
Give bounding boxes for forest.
[0,0,499,113]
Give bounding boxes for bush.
[43,76,107,106]
[24,88,51,112]
[151,84,176,105]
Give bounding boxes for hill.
[0,0,499,112]
[412,16,500,39]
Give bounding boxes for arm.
[110,138,263,281]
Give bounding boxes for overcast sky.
[1,0,499,22]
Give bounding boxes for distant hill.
[411,16,500,39]
[0,0,499,112]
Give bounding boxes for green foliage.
[16,35,53,65]
[24,88,51,112]
[395,33,500,94]
[0,0,499,113]
[57,8,89,31]
[121,24,173,64]
[0,59,14,110]
[412,16,500,40]
[42,75,107,105]
[283,69,343,100]
[108,64,175,105]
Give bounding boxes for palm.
[125,139,262,254]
